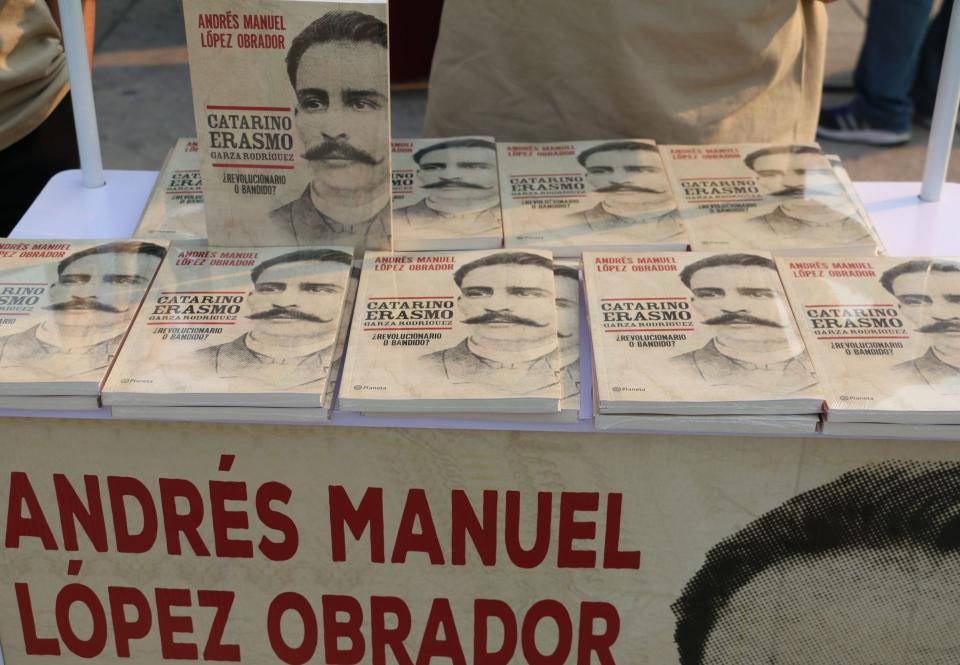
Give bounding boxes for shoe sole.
[816,126,912,146]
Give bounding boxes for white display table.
[3,173,960,665]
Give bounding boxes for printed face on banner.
[676,461,960,665]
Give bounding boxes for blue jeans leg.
[911,0,953,119]
[852,0,936,131]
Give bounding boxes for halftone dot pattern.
[672,461,960,664]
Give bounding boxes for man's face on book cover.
[247,260,347,340]
[583,148,673,209]
[458,264,555,344]
[417,146,498,207]
[293,40,388,195]
[688,264,789,345]
[891,269,960,354]
[47,251,158,333]
[752,152,846,205]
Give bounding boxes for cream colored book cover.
[0,239,167,395]
[661,143,880,253]
[584,251,822,414]
[183,0,391,249]
[103,245,353,407]
[392,137,503,250]
[133,138,207,241]
[778,256,960,422]
[340,249,562,411]
[497,140,687,257]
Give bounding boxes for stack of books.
[584,250,823,434]
[339,249,566,416]
[0,239,166,410]
[103,245,355,423]
[660,143,883,255]
[779,255,960,438]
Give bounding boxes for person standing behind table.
[424,0,839,144]
[0,0,96,235]
[818,0,953,145]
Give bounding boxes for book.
[583,251,823,415]
[594,413,820,434]
[391,137,503,250]
[826,153,886,255]
[339,249,562,413]
[361,257,582,422]
[133,138,206,242]
[183,0,391,250]
[660,143,881,255]
[497,140,687,257]
[0,239,167,398]
[102,245,354,408]
[778,256,960,424]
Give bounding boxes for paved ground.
[91,0,959,185]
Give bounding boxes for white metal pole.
[57,0,105,188]
[920,0,960,201]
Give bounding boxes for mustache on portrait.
[422,179,490,190]
[302,140,381,165]
[247,307,331,324]
[464,311,549,328]
[596,184,664,194]
[45,297,123,313]
[771,186,838,198]
[918,319,960,334]
[558,332,574,339]
[704,312,784,328]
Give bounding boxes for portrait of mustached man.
[562,141,683,242]
[394,138,502,238]
[191,249,351,390]
[0,242,165,380]
[882,260,960,392]
[268,11,391,250]
[419,252,562,396]
[669,253,819,395]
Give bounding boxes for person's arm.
[49,0,97,67]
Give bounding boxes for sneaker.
[817,105,912,146]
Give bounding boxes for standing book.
[391,137,503,250]
[583,250,823,415]
[660,143,881,255]
[0,240,167,407]
[183,0,391,249]
[339,249,562,413]
[103,245,354,409]
[497,140,687,257]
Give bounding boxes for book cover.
[0,240,167,396]
[133,138,206,241]
[183,0,391,249]
[340,249,562,412]
[661,143,880,253]
[103,245,353,407]
[497,140,686,256]
[584,250,822,414]
[778,256,960,422]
